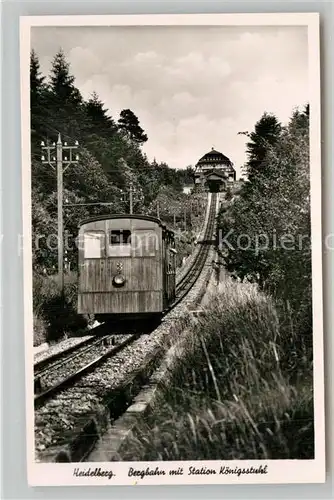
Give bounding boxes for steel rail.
[34,323,108,373]
[34,335,108,379]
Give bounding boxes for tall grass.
[123,278,313,460]
[33,271,88,345]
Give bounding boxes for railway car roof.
[78,213,170,232]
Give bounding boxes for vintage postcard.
[20,13,325,486]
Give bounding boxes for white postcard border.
[20,12,325,486]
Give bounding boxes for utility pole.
[41,134,79,297]
[129,180,134,215]
[184,209,187,231]
[119,157,135,215]
[56,135,63,294]
[189,199,193,227]
[157,201,160,218]
[173,213,176,227]
[120,183,137,215]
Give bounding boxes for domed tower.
[194,147,236,192]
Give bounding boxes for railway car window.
[132,230,157,257]
[108,230,131,257]
[84,231,105,258]
[110,230,131,245]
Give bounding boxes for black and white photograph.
[20,13,325,485]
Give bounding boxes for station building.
[194,147,236,192]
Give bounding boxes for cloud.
[32,25,308,176]
[69,46,102,77]
[134,51,160,63]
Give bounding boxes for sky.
[31,25,308,178]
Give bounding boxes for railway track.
[34,193,217,409]
[173,192,217,305]
[34,334,139,408]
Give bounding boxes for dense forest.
[217,104,311,337]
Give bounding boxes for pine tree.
[289,104,309,133]
[49,49,82,105]
[30,49,45,98]
[30,50,48,152]
[244,112,282,183]
[85,92,116,136]
[118,109,148,144]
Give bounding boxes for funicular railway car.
[77,215,176,322]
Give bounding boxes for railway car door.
[168,247,177,301]
[80,229,107,292]
[162,229,167,307]
[164,232,176,305]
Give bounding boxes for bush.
[33,271,88,344]
[33,313,48,347]
[225,187,233,201]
